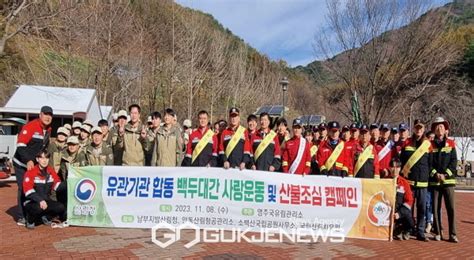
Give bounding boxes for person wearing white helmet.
[429,117,458,243]
[85,127,113,166]
[112,110,128,165]
[71,121,82,137]
[47,127,69,172]
[56,136,88,208]
[79,124,91,150]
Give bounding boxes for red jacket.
[396,176,414,211]
[353,142,380,179]
[316,139,353,177]
[218,125,252,168]
[376,139,398,176]
[13,119,51,168]
[250,129,281,171]
[282,136,311,175]
[182,127,218,167]
[23,164,61,204]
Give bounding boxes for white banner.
[67,166,396,240]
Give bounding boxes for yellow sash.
[254,130,277,160]
[310,145,318,157]
[191,129,215,163]
[324,141,345,170]
[225,125,245,158]
[354,145,373,176]
[402,140,431,176]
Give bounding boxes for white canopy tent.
[0,85,103,125]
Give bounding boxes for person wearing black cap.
[399,119,431,242]
[391,127,403,156]
[316,121,353,177]
[312,127,321,145]
[218,107,252,170]
[318,122,328,142]
[346,123,360,159]
[399,123,410,143]
[341,125,351,142]
[377,124,397,178]
[369,123,380,144]
[12,105,53,226]
[353,124,380,179]
[429,117,458,243]
[349,123,360,144]
[281,119,311,175]
[250,112,281,172]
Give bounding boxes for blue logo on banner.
[75,178,97,203]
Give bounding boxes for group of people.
[12,105,458,244]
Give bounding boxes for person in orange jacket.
[282,119,311,175]
[316,121,353,177]
[353,124,380,179]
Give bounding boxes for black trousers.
[396,206,414,233]
[14,164,26,219]
[56,181,68,208]
[24,199,65,224]
[411,187,427,238]
[433,186,456,237]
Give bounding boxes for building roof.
[0,85,96,115]
[100,105,113,119]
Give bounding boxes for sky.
[176,0,452,67]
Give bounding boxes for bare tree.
[314,0,466,124]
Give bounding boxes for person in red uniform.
[390,158,414,240]
[341,125,351,142]
[282,119,311,175]
[353,124,380,179]
[349,123,360,144]
[251,112,281,171]
[377,123,397,178]
[13,106,53,226]
[391,127,402,155]
[370,123,381,144]
[219,108,252,170]
[23,150,65,229]
[316,121,353,177]
[318,122,328,142]
[182,110,218,167]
